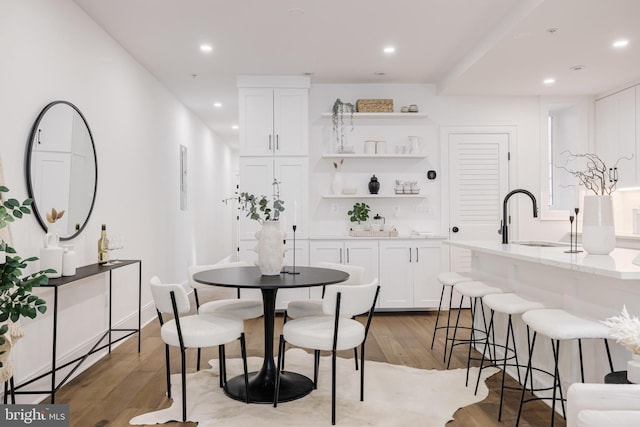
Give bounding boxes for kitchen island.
[445,240,640,396]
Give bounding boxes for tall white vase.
[255,220,285,276]
[582,195,615,255]
[331,172,343,195]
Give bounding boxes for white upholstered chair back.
[150,276,191,315]
[322,278,379,318]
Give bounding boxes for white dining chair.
[274,279,380,425]
[150,276,250,422]
[282,262,365,370]
[187,259,263,369]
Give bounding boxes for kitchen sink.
[511,240,569,247]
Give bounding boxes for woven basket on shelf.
[356,99,393,113]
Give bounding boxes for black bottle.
[368,175,380,194]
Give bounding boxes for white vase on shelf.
[581,195,615,255]
[254,220,285,276]
[331,172,343,195]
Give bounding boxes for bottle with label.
[98,224,109,265]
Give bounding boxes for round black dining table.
[193,265,349,404]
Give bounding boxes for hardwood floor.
[45,310,566,426]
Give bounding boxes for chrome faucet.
[500,189,538,244]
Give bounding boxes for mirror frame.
[25,100,98,240]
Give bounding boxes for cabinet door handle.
[416,247,419,263]
[409,248,412,263]
[339,248,343,264]
[268,135,272,150]
[346,248,350,263]
[276,134,279,150]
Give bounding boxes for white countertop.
[445,240,640,280]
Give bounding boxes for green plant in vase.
[348,202,370,229]
[0,186,50,368]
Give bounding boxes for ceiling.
[73,0,640,145]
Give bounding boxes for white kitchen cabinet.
[378,240,443,309]
[595,87,636,187]
[237,239,310,310]
[308,239,379,298]
[239,87,308,156]
[238,156,309,239]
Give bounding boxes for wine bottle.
[98,224,109,265]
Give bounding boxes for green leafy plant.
[348,202,370,224]
[332,98,355,151]
[224,179,285,224]
[0,185,50,367]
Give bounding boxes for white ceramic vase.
[331,172,343,195]
[62,245,77,277]
[628,353,640,383]
[255,220,285,276]
[582,195,615,255]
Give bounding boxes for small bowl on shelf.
[342,187,357,195]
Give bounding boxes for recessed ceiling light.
[543,78,556,84]
[613,39,629,48]
[383,46,396,54]
[232,125,239,130]
[288,8,304,16]
[374,71,386,76]
[569,65,585,71]
[213,102,222,108]
[200,44,213,52]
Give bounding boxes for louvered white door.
[448,133,509,272]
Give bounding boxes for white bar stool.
[474,293,545,421]
[430,272,473,362]
[447,280,503,385]
[515,309,614,427]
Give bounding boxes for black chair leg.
[314,350,320,388]
[197,347,201,371]
[431,284,446,349]
[274,335,285,407]
[165,344,172,398]
[360,343,366,402]
[331,350,337,425]
[180,347,187,422]
[219,345,227,386]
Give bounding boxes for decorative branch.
[222,179,284,224]
[556,151,633,195]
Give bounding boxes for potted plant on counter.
[348,202,370,231]
[0,186,50,374]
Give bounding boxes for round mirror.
[26,101,98,240]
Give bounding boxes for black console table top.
[44,259,140,287]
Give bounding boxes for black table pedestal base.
[224,371,314,404]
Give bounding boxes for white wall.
[310,84,569,241]
[0,0,237,401]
